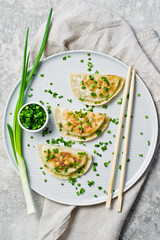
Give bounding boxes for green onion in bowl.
[18,102,49,132]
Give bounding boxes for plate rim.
[3,49,159,206]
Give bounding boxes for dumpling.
[54,107,110,141]
[38,144,92,179]
[70,73,125,105]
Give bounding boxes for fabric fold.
[37,200,75,240]
[28,1,160,240]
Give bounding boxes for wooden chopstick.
[117,68,136,212]
[106,66,132,208]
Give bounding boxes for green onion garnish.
[104,161,111,167]
[88,180,95,186]
[67,99,72,103]
[139,154,143,157]
[119,165,122,170]
[88,62,93,68]
[19,104,46,130]
[7,8,53,214]
[80,188,85,194]
[103,105,107,109]
[91,92,97,97]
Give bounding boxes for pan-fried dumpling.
[54,107,110,141]
[70,73,125,105]
[38,144,92,179]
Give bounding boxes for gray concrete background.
[0,0,160,239]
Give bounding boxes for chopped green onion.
[94,144,100,147]
[103,105,107,109]
[91,92,97,97]
[95,130,101,136]
[88,62,93,68]
[139,154,143,157]
[67,99,72,103]
[39,100,44,105]
[53,92,58,98]
[117,98,123,104]
[88,180,95,186]
[19,103,46,130]
[104,161,111,167]
[80,188,85,194]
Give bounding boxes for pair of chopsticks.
[106,66,136,212]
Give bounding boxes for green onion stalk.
[7,8,53,215]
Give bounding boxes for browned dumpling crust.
[70,73,125,105]
[38,144,92,179]
[61,110,105,137]
[54,107,110,141]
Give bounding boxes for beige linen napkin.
[25,1,160,239]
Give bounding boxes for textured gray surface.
[0,0,160,240]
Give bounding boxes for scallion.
[7,8,53,215]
